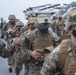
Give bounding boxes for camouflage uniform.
[8,39,27,75]
[58,34,71,43]
[2,14,17,72]
[0,40,15,58]
[13,21,24,37]
[57,16,65,37]
[40,8,76,75]
[2,14,16,39]
[20,23,29,34]
[48,28,60,47]
[20,16,59,75]
[10,21,24,75]
[21,17,36,34]
[14,17,36,75]
[51,16,58,34]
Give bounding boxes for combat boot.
[9,68,13,73]
[15,67,20,75]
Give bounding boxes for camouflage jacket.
[2,21,16,35]
[40,39,76,75]
[40,45,60,75]
[0,43,15,58]
[20,29,59,61]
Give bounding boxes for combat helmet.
[28,17,36,24]
[8,14,16,20]
[16,21,24,27]
[28,12,36,17]
[36,16,51,29]
[66,8,76,30]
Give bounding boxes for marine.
[57,16,65,37]
[2,14,17,72]
[14,17,36,75]
[20,16,59,75]
[40,8,76,75]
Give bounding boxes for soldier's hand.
[31,49,41,60]
[7,28,13,33]
[12,37,20,45]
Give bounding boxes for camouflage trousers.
[14,49,43,75]
[27,61,43,75]
[14,60,28,75]
[14,57,42,75]
[8,55,15,68]
[14,52,29,75]
[7,42,15,69]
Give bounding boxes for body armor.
[58,39,76,75]
[33,30,52,50]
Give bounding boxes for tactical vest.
[27,29,35,42]
[33,30,52,50]
[59,34,71,43]
[27,30,53,62]
[58,39,76,75]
